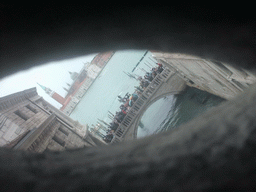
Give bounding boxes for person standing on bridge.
[108,121,119,132]
[156,63,164,73]
[144,72,153,81]
[140,79,150,90]
[151,68,157,78]
[135,86,144,93]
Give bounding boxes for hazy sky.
[0,53,97,108]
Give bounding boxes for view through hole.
[0,50,256,151]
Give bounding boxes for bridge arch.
[111,69,188,143]
[133,90,184,139]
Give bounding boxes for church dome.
[69,71,79,80]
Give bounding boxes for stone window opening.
[14,110,29,121]
[25,105,38,114]
[58,126,69,136]
[52,135,65,147]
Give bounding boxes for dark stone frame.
[0,5,256,191]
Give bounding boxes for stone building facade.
[151,51,256,100]
[0,87,105,152]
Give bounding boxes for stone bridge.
[111,68,187,143]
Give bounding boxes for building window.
[14,110,29,121]
[52,135,65,147]
[58,126,69,136]
[26,105,38,113]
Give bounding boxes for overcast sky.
[0,53,97,108]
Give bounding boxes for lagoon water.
[70,50,148,126]
[70,50,225,137]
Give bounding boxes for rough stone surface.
[0,89,99,152]
[1,5,256,191]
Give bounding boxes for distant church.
[38,51,115,115]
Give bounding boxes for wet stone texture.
[1,5,256,192]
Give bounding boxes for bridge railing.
[111,67,174,143]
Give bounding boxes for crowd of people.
[103,63,164,143]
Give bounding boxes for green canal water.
[137,86,225,138]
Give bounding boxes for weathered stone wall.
[26,116,60,152]
[0,88,49,146]
[33,97,87,138]
[152,52,256,99]
[0,88,99,152]
[0,88,38,111]
[46,122,93,151]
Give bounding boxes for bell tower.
[37,83,66,105]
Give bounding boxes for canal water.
[70,50,225,137]
[137,87,225,138]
